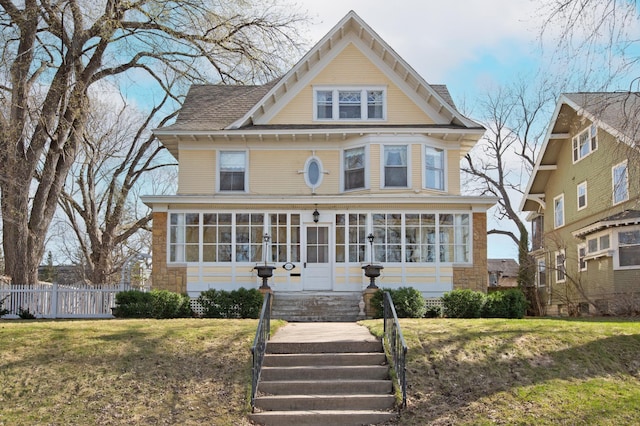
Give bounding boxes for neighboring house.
[487,259,519,288]
[521,92,640,316]
[142,11,496,302]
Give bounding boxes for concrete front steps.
[271,292,364,322]
[250,338,396,426]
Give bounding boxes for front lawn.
[1,317,638,425]
[364,318,640,425]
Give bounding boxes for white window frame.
[554,194,565,229]
[577,181,587,210]
[217,150,248,193]
[342,146,368,192]
[612,160,629,205]
[584,231,612,261]
[578,243,587,272]
[572,124,597,163]
[536,258,546,287]
[302,155,325,192]
[614,225,640,270]
[424,146,446,191]
[313,86,387,121]
[555,249,566,283]
[381,145,410,188]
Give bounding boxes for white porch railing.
[0,283,121,319]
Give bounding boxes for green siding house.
[521,93,640,316]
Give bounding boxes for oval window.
[304,156,324,191]
[308,159,320,185]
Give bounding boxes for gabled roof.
[229,10,479,129]
[520,92,640,212]
[165,81,279,131]
[487,258,519,276]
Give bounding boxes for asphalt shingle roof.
[564,92,640,141]
[162,82,462,132]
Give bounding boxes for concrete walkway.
[270,322,379,343]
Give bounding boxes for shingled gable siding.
[452,212,488,293]
[151,212,187,294]
[269,43,434,126]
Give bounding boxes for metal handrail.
[250,291,272,410]
[383,291,408,408]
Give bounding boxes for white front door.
[303,224,333,290]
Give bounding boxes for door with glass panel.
[303,224,332,290]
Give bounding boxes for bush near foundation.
[443,288,527,319]
[197,288,263,319]
[113,290,192,319]
[370,287,426,318]
[442,289,485,318]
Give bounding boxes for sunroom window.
[619,229,640,267]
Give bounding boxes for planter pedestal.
[362,264,384,289]
[254,265,276,290]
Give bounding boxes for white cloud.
[296,0,541,81]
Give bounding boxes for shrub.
[150,290,192,319]
[18,307,36,319]
[424,305,442,318]
[113,290,192,319]
[442,289,484,318]
[483,289,528,319]
[369,287,426,318]
[114,290,154,318]
[197,288,264,319]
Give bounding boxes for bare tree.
[539,0,640,89]
[0,0,306,284]
[58,89,174,284]
[462,81,556,313]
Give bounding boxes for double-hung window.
[577,181,587,210]
[572,124,597,162]
[219,151,246,192]
[578,244,587,271]
[314,87,385,120]
[344,147,365,191]
[425,147,444,190]
[383,145,408,187]
[612,161,628,205]
[554,194,564,228]
[555,250,566,282]
[618,229,640,267]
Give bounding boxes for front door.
[303,224,333,290]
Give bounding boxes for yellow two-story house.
[142,11,496,305]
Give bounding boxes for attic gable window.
[572,124,597,163]
[314,87,385,121]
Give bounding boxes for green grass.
[1,318,638,425]
[0,319,285,426]
[363,318,640,425]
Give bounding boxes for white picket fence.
[0,283,121,319]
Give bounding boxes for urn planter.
[362,264,384,289]
[254,265,276,289]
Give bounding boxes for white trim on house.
[226,11,479,131]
